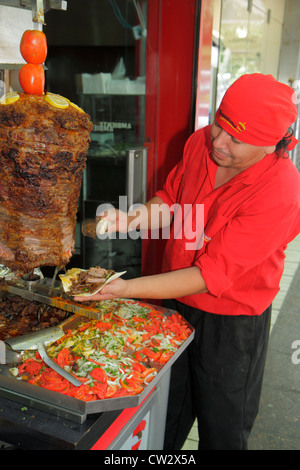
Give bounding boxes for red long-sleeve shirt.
[155,125,300,315]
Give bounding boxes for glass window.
[211,0,285,116]
[44,0,147,277]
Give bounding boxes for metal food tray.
[0,278,104,320]
[0,284,194,423]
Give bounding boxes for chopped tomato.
[41,379,69,392]
[38,369,69,392]
[89,367,107,384]
[134,351,144,362]
[27,374,42,385]
[141,367,157,377]
[132,316,146,325]
[132,362,147,373]
[112,388,130,398]
[142,347,161,362]
[18,358,43,376]
[107,353,118,360]
[120,380,144,395]
[105,384,118,398]
[68,384,94,401]
[56,348,74,368]
[78,322,92,332]
[125,371,144,387]
[95,321,112,332]
[91,381,107,399]
[158,351,174,364]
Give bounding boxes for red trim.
[90,391,153,450]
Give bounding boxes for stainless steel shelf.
[0,0,67,12]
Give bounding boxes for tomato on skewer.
[19,29,47,95]
[19,63,45,95]
[20,30,47,64]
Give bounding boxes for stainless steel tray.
[0,278,104,320]
[0,292,194,423]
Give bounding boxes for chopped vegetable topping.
[11,300,192,402]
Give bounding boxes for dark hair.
[275,128,294,158]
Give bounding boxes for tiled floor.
[182,235,300,451]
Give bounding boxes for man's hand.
[96,208,129,235]
[96,196,172,237]
[74,277,128,302]
[74,267,207,303]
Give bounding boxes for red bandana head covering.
[215,73,298,149]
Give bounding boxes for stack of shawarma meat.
[0,93,93,275]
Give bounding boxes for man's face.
[210,121,275,172]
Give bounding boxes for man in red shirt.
[76,74,300,449]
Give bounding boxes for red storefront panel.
[142,0,198,277]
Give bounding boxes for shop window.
[211,0,285,117]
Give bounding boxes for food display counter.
[0,277,194,450]
[0,370,170,450]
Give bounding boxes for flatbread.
[59,267,126,297]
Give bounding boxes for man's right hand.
[96,208,129,235]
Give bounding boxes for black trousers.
[162,299,272,450]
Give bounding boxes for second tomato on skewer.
[19,29,47,95]
[19,63,45,95]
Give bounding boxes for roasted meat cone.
[0,93,93,275]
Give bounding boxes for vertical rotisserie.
[0,92,93,274]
